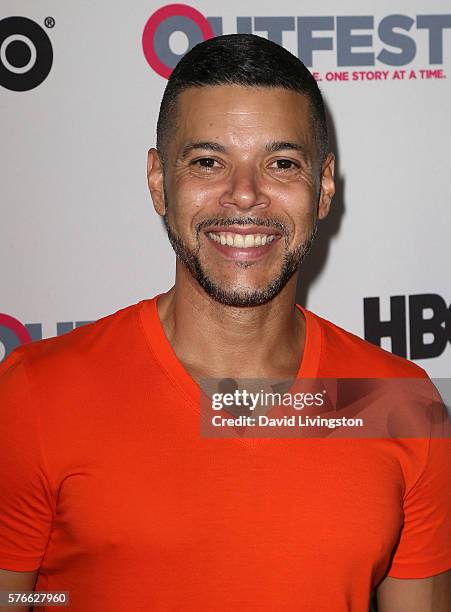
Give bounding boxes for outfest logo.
[142,4,451,82]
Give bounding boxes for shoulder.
[302,307,428,378]
[0,299,145,382]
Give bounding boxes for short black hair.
[156,33,328,166]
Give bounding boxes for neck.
[156,264,305,382]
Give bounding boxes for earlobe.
[147,148,166,217]
[318,197,331,220]
[318,152,335,220]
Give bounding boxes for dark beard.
[162,211,317,307]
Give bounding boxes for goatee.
[162,211,317,307]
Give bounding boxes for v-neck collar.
[138,294,323,446]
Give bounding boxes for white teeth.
[207,231,278,248]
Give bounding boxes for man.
[0,34,449,612]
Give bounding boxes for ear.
[147,148,166,217]
[317,152,335,220]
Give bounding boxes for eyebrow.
[265,141,309,162]
[180,141,227,159]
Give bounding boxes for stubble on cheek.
[162,204,318,307]
[160,173,320,306]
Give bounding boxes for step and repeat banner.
[1,1,450,375]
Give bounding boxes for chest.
[52,431,405,582]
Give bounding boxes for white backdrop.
[1,0,450,375]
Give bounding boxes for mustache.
[196,216,289,238]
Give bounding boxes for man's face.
[148,85,335,306]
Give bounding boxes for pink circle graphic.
[0,312,32,345]
[142,3,215,79]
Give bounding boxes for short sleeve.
[0,347,54,571]
[387,435,451,578]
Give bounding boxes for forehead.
[172,85,314,148]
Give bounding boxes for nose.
[219,164,270,212]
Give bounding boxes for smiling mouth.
[203,228,282,261]
[207,231,279,248]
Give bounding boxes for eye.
[269,159,300,171]
[191,157,222,170]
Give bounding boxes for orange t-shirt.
[0,295,450,611]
